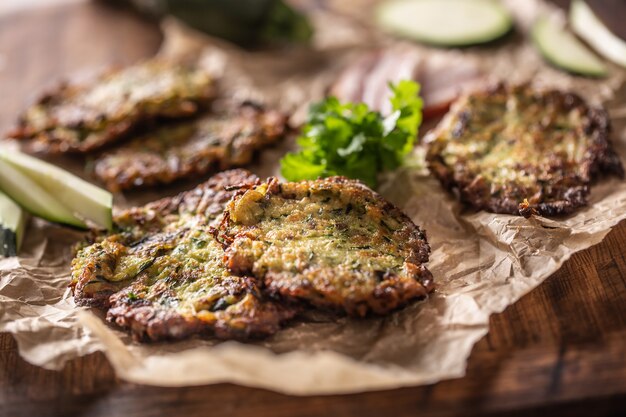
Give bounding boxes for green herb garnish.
[280,80,423,188]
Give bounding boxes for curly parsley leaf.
[280,80,423,188]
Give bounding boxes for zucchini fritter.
[71,170,295,341]
[218,176,434,317]
[426,84,624,216]
[72,171,434,341]
[94,102,287,192]
[12,61,215,153]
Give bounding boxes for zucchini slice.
[532,16,607,77]
[570,0,626,68]
[0,158,86,228]
[0,149,112,230]
[376,0,513,47]
[0,190,27,257]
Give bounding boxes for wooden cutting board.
[1,1,625,416]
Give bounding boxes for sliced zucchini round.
[376,0,513,47]
[0,158,86,229]
[570,0,626,68]
[0,190,27,257]
[0,148,112,230]
[532,16,607,77]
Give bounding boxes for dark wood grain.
[584,0,626,40]
[1,1,626,417]
[0,0,162,135]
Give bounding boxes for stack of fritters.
[71,170,434,341]
[11,60,288,191]
[426,84,624,216]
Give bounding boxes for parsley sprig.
[280,80,423,188]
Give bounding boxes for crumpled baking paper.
[1,0,626,395]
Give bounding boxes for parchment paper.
[1,0,626,395]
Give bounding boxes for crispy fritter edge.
[217,176,435,316]
[71,170,301,341]
[10,63,215,154]
[426,83,624,217]
[93,101,288,192]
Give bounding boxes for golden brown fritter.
[426,83,624,217]
[93,102,287,192]
[11,60,215,154]
[71,170,295,342]
[217,176,434,316]
[71,171,434,341]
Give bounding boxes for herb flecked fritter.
[218,176,434,317]
[71,171,434,341]
[12,60,215,153]
[94,102,287,192]
[71,170,294,341]
[426,83,624,216]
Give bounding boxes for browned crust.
[10,61,215,154]
[71,239,129,310]
[218,176,434,317]
[115,169,260,228]
[71,169,297,342]
[426,83,624,217]
[72,171,434,341]
[106,279,296,342]
[71,169,259,309]
[93,102,288,192]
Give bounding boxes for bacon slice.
[419,53,484,118]
[330,48,483,118]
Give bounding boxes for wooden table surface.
[1,1,626,416]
